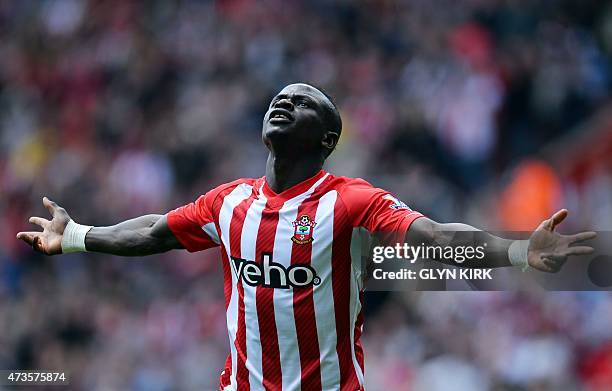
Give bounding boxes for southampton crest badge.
[291,214,317,244]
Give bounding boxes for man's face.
[262,83,332,153]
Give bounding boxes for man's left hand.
[528,209,596,272]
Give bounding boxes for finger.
[568,231,597,244]
[548,209,568,231]
[43,197,58,217]
[564,246,594,256]
[16,232,40,246]
[29,216,50,229]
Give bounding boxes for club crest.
[291,214,316,244]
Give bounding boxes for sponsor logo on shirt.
[231,253,321,289]
[383,194,409,210]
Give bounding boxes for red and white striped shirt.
[167,170,423,390]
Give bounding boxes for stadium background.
[1,0,611,389]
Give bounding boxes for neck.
[265,152,323,193]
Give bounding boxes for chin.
[263,124,295,140]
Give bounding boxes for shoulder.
[210,177,258,195]
[188,177,258,213]
[326,174,374,193]
[205,177,257,203]
[327,174,378,199]
[168,177,257,226]
[324,174,380,213]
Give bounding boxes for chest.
[219,191,343,265]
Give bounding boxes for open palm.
[16,197,71,255]
[528,209,596,272]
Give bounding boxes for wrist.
[508,239,530,271]
[61,220,93,253]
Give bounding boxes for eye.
[296,100,309,108]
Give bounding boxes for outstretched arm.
[16,197,183,256]
[85,214,182,256]
[406,209,596,272]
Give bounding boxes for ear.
[321,131,339,151]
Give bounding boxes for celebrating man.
[17,83,596,391]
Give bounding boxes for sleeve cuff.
[397,212,425,244]
[166,211,200,253]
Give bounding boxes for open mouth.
[268,109,294,124]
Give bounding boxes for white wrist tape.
[61,220,93,253]
[508,239,530,271]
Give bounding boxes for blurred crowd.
[1,0,611,390]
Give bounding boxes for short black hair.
[309,84,342,137]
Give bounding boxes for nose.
[275,97,294,111]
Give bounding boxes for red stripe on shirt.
[214,185,245,311]
[291,195,323,390]
[255,205,283,389]
[331,200,361,390]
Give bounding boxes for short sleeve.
[338,179,424,243]
[167,189,221,252]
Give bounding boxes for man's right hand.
[16,197,71,255]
